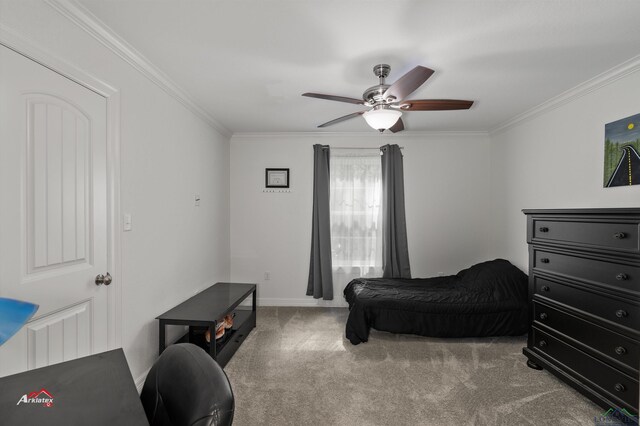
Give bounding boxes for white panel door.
[0,45,110,376]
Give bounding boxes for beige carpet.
[224,307,601,425]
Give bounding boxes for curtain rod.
[330,146,404,150]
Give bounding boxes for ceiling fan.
[302,64,473,133]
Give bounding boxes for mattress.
[343,259,529,344]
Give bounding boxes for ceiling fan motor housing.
[363,84,391,105]
[363,64,395,105]
[362,64,396,106]
[373,64,391,79]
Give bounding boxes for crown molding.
[490,54,640,135]
[231,130,489,140]
[43,0,639,140]
[0,23,117,97]
[44,0,232,139]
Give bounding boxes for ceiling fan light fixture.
[363,108,402,130]
[304,64,472,132]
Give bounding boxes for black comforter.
[343,259,528,344]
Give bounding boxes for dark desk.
[0,349,148,426]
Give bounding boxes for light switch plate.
[194,194,200,207]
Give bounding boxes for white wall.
[230,65,640,308]
[0,1,231,380]
[230,132,492,306]
[489,68,640,271]
[5,0,638,384]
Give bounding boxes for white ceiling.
[77,0,640,134]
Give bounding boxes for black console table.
[157,282,256,368]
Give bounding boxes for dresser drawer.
[533,277,639,331]
[532,328,639,408]
[533,301,639,372]
[531,219,640,254]
[534,249,640,293]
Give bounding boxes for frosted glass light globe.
[363,108,402,130]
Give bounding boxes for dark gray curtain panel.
[307,144,334,299]
[380,144,412,278]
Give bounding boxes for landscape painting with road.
[604,113,640,187]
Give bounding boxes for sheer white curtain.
[330,152,383,294]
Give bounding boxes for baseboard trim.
[258,298,320,306]
[135,366,151,394]
[258,298,348,308]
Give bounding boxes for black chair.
[141,343,234,426]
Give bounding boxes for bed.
[343,259,529,345]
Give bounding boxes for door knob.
[95,272,112,286]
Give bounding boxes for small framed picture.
[265,168,290,188]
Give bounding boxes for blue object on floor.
[0,298,39,345]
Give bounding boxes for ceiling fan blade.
[317,111,366,128]
[398,99,474,111]
[302,93,364,105]
[388,118,404,133]
[383,66,434,102]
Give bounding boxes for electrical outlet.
[264,271,270,281]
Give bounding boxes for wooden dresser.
[523,208,639,415]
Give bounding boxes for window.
[329,152,382,285]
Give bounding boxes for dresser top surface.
[523,208,640,215]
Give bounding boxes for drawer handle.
[615,346,627,356]
[539,340,547,348]
[616,273,628,281]
[540,258,550,264]
[614,232,626,239]
[539,227,549,233]
[616,309,628,318]
[614,383,626,392]
[539,313,548,320]
[541,285,550,292]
